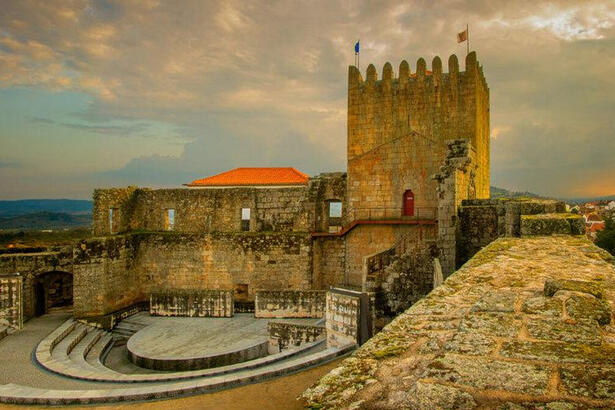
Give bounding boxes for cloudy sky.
[0,0,613,199]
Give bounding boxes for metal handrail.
[347,207,437,221]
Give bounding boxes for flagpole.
[467,24,469,55]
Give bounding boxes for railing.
[347,207,437,221]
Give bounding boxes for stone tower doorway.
[403,190,415,216]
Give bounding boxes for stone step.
[0,342,355,405]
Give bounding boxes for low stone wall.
[303,236,615,409]
[458,198,571,266]
[267,321,325,352]
[150,290,234,317]
[325,288,374,348]
[0,274,22,330]
[78,301,149,329]
[254,290,325,318]
[521,213,585,236]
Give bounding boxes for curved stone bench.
[1,343,355,405]
[38,326,329,383]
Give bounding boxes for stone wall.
[0,274,22,330]
[267,321,325,352]
[72,235,142,319]
[150,290,233,317]
[254,290,325,318]
[72,232,313,324]
[0,248,73,318]
[136,232,313,301]
[457,198,570,266]
[344,224,434,288]
[433,139,478,276]
[379,242,436,317]
[312,236,345,289]
[303,236,615,409]
[326,290,360,348]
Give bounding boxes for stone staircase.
[110,313,151,343]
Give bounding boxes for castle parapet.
[348,51,486,88]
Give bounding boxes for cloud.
[0,0,614,198]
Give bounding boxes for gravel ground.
[0,312,128,390]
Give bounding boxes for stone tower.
[346,51,490,219]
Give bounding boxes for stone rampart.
[150,290,233,317]
[303,236,615,409]
[254,290,325,318]
[458,198,569,265]
[0,274,22,330]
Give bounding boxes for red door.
[403,190,415,216]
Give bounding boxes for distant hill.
[490,186,545,200]
[490,186,615,205]
[0,199,92,217]
[0,212,91,230]
[564,195,615,205]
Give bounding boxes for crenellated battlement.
[348,52,487,92]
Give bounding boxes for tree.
[595,217,615,256]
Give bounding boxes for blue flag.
[354,41,360,54]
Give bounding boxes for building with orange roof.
[184,167,309,188]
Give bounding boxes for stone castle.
[64,51,489,325]
[1,50,608,408]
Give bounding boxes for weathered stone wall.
[72,232,313,323]
[346,52,489,222]
[326,291,359,348]
[303,236,615,409]
[0,275,22,330]
[312,237,345,289]
[254,290,325,318]
[521,213,585,236]
[267,321,325,352]
[458,198,571,266]
[0,248,73,318]
[344,224,434,288]
[150,290,233,317]
[433,139,478,277]
[136,233,313,300]
[92,174,351,236]
[72,236,142,319]
[308,173,347,230]
[379,243,436,317]
[92,186,140,235]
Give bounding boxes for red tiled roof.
[588,221,605,233]
[185,167,309,187]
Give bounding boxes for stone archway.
[33,271,73,316]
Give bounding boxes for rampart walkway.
[302,236,615,408]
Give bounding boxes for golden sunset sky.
[0,0,613,198]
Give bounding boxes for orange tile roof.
[185,167,309,187]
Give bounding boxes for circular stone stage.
[126,314,270,371]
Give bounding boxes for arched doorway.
[34,271,73,316]
[403,190,415,217]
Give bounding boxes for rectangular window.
[109,208,119,233]
[241,208,250,231]
[165,209,175,231]
[329,201,342,218]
